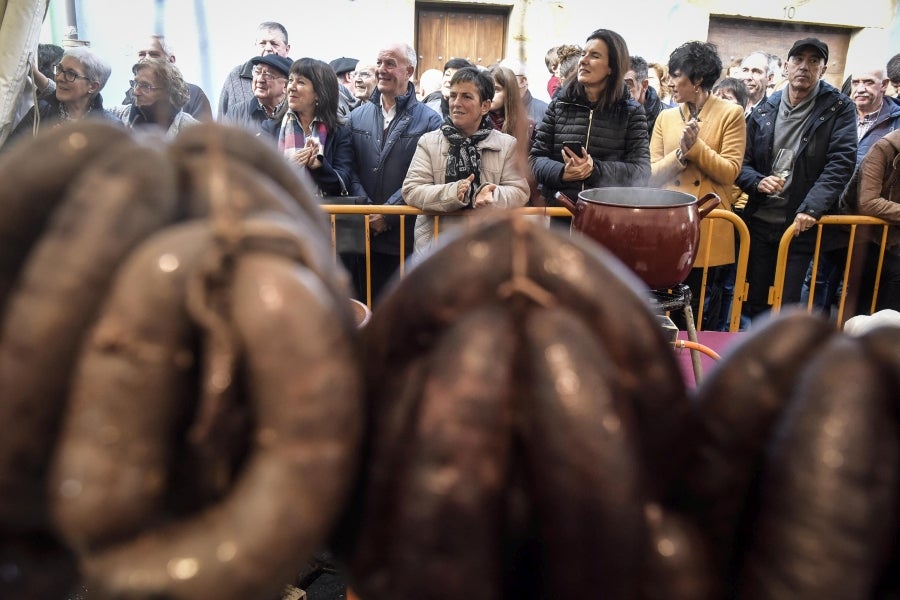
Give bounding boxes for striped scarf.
[278,112,328,160]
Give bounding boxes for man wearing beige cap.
[737,37,856,319]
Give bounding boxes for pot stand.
[650,283,703,383]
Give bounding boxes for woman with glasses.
[261,58,353,196]
[109,60,198,138]
[10,46,118,143]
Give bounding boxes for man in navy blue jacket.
[346,42,442,301]
[737,37,856,319]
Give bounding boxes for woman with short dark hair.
[404,67,529,253]
[649,40,746,327]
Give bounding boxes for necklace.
[680,91,708,122]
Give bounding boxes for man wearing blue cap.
[218,21,291,118]
[225,54,292,136]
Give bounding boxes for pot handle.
[696,193,721,219]
[554,191,581,214]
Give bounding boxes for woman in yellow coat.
[649,41,746,326]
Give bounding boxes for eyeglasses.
[130,80,162,92]
[353,71,374,79]
[53,64,91,83]
[251,68,285,82]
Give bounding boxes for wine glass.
[770,148,795,200]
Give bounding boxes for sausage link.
[737,335,898,599]
[520,305,644,599]
[0,140,180,531]
[360,305,515,600]
[169,122,324,220]
[671,310,833,591]
[83,252,363,600]
[374,217,687,496]
[0,121,131,314]
[641,503,716,600]
[521,220,690,496]
[50,222,212,552]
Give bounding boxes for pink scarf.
[278,112,328,160]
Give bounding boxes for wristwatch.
[675,148,687,166]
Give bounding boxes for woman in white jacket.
[403,67,529,255]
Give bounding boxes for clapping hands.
[289,139,322,169]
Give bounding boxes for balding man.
[346,42,442,301]
[850,63,900,163]
[740,51,771,117]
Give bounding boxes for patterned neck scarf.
[58,100,93,121]
[278,111,328,160]
[441,114,492,192]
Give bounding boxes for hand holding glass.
[769,149,794,200]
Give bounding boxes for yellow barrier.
[319,204,749,332]
[691,209,751,333]
[319,205,571,307]
[770,215,891,327]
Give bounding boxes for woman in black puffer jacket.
[530,28,650,207]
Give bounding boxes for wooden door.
[707,16,851,89]
[415,4,508,77]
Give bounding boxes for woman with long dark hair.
[487,64,532,143]
[529,28,650,208]
[263,57,353,196]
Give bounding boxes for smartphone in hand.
[563,141,585,158]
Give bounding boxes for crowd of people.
[7,21,900,325]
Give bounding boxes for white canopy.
[0,0,50,148]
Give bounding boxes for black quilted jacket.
[529,84,650,206]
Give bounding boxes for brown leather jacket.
[857,129,900,252]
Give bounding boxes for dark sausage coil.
[350,217,683,599]
[0,139,181,532]
[62,247,363,599]
[0,122,363,600]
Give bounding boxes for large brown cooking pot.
[556,187,719,289]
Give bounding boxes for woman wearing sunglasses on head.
[9,46,119,144]
[109,60,199,138]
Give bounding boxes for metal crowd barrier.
[691,209,751,333]
[319,204,751,333]
[770,215,892,328]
